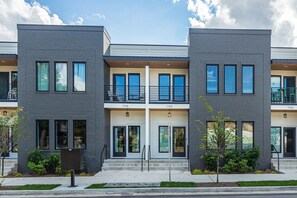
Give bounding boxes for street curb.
[1,186,297,196]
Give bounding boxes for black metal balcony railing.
[0,89,18,102]
[271,87,297,104]
[104,85,145,103]
[149,86,189,103]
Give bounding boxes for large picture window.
[271,127,281,153]
[207,65,219,94]
[225,121,236,149]
[207,122,218,149]
[242,122,254,149]
[55,62,67,91]
[36,120,49,150]
[36,62,49,91]
[224,65,236,94]
[159,126,169,153]
[242,65,254,94]
[128,126,140,153]
[73,120,86,149]
[55,120,68,149]
[73,62,86,92]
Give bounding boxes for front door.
[173,75,185,102]
[173,127,186,157]
[113,126,126,157]
[0,72,9,100]
[113,74,126,101]
[283,76,296,103]
[284,128,296,157]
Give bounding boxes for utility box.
[61,148,84,171]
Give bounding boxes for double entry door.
[113,126,141,157]
[284,128,296,157]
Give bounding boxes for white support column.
[145,65,150,160]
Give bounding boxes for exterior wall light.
[168,110,171,117]
[3,110,7,116]
[283,112,287,118]
[126,110,129,117]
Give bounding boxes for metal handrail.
[141,145,146,172]
[187,145,190,171]
[99,144,107,171]
[148,145,151,172]
[149,86,189,103]
[271,144,280,170]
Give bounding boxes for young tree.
[196,96,238,183]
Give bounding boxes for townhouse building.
[0,24,295,173]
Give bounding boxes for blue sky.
[26,0,191,44]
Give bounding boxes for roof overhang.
[271,59,297,70]
[0,54,17,66]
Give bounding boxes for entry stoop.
[102,159,189,172]
[0,158,18,176]
[271,158,297,172]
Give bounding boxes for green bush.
[44,153,61,174]
[192,169,203,175]
[27,161,46,175]
[224,149,241,163]
[202,152,217,171]
[242,147,259,170]
[27,149,45,164]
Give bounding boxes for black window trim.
[55,120,68,150]
[206,64,219,94]
[54,61,68,92]
[241,121,255,150]
[158,125,169,153]
[158,74,171,101]
[128,125,141,153]
[242,65,255,94]
[36,120,49,150]
[224,121,237,149]
[73,62,86,92]
[36,61,50,92]
[173,74,186,102]
[73,120,87,150]
[128,73,141,100]
[271,126,282,153]
[224,65,237,94]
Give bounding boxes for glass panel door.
[128,126,140,153]
[0,72,9,99]
[173,127,186,157]
[271,76,281,102]
[159,74,170,101]
[128,74,140,100]
[113,126,126,157]
[113,74,126,101]
[159,126,169,153]
[173,75,185,101]
[283,77,296,103]
[284,128,296,157]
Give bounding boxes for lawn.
[15,184,60,190]
[160,182,196,187]
[85,183,106,189]
[238,180,297,187]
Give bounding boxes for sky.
[0,0,297,47]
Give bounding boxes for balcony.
[104,85,145,103]
[271,87,297,104]
[150,86,189,103]
[0,88,18,102]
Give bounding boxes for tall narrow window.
[207,121,218,149]
[225,121,236,149]
[173,75,185,101]
[224,65,236,94]
[36,120,49,150]
[11,71,18,91]
[271,76,281,102]
[55,62,67,91]
[242,66,254,94]
[159,74,170,100]
[128,126,140,153]
[55,120,68,149]
[207,65,219,94]
[271,127,281,153]
[242,122,254,149]
[159,126,169,153]
[128,74,140,100]
[73,120,86,149]
[36,62,49,91]
[73,62,86,92]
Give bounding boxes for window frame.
[241,121,254,150]
[55,120,68,150]
[206,64,219,94]
[173,74,186,102]
[224,121,237,149]
[271,126,282,153]
[73,62,86,92]
[224,65,237,94]
[242,65,255,94]
[36,120,49,150]
[128,73,140,100]
[158,74,171,101]
[73,120,87,150]
[128,125,141,153]
[36,61,50,92]
[159,125,169,153]
[54,62,68,92]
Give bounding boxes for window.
[242,122,254,149]
[173,75,185,101]
[225,121,236,149]
[11,71,18,91]
[207,65,219,94]
[128,74,140,100]
[271,127,281,153]
[224,65,236,94]
[73,62,86,92]
[55,120,68,149]
[11,127,18,152]
[73,120,86,149]
[159,74,170,100]
[271,76,281,102]
[159,126,169,153]
[36,62,49,91]
[128,126,140,153]
[207,122,218,149]
[36,120,49,150]
[242,66,254,94]
[55,62,67,91]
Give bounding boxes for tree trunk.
[216,153,220,183]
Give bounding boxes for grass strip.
[85,183,106,189]
[160,182,196,187]
[15,184,60,190]
[238,180,297,187]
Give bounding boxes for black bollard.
[69,169,77,187]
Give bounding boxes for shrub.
[242,147,259,170]
[27,161,46,175]
[192,169,203,175]
[27,149,44,164]
[224,149,241,163]
[202,152,217,171]
[203,169,216,174]
[44,153,61,174]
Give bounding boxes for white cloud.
[0,0,64,41]
[172,0,180,4]
[70,17,84,25]
[187,0,297,47]
[93,13,106,20]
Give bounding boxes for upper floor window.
[128,73,140,100]
[206,65,218,94]
[159,74,170,100]
[55,62,67,92]
[36,61,49,91]
[73,62,86,92]
[224,65,236,94]
[242,65,254,94]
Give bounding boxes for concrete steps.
[0,158,17,176]
[102,159,189,172]
[271,158,297,171]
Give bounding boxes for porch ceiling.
[271,59,297,70]
[0,56,17,66]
